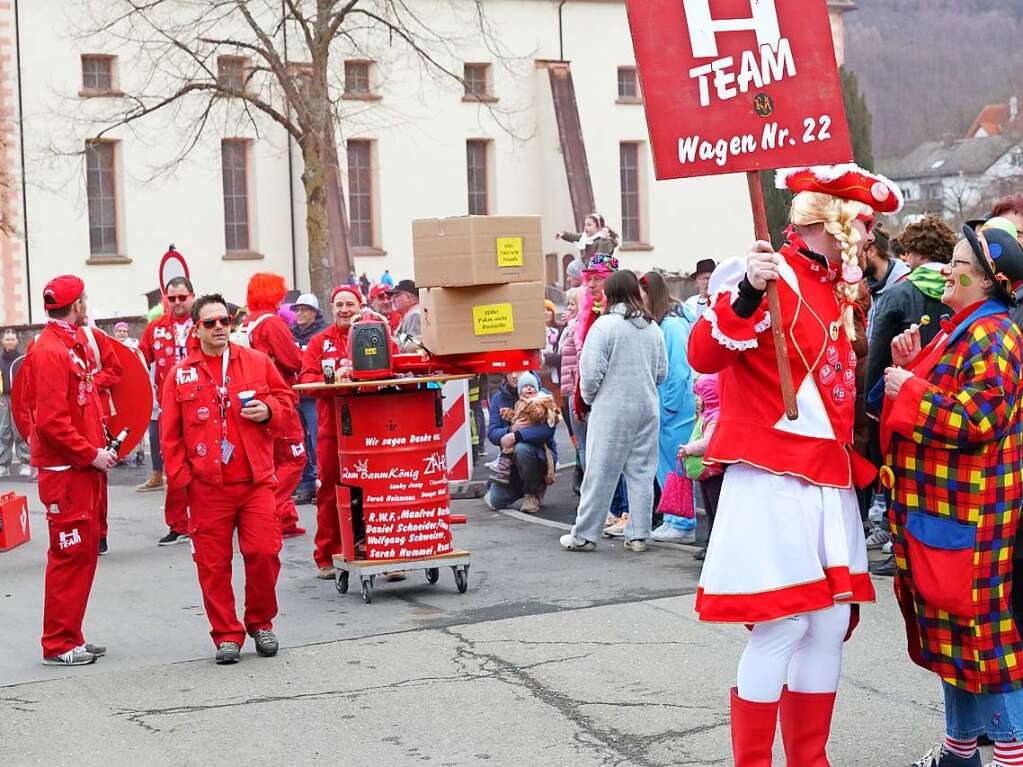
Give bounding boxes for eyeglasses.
[200,316,231,329]
[167,294,192,303]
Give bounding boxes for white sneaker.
[0,466,8,477]
[42,644,96,666]
[865,526,891,550]
[18,465,32,478]
[882,540,894,555]
[603,513,630,538]
[652,526,696,544]
[560,534,595,551]
[623,539,648,553]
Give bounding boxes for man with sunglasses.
[138,276,195,545]
[161,294,297,664]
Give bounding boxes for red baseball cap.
[367,283,390,302]
[330,285,364,306]
[42,275,85,310]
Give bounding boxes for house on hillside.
[881,135,1023,225]
[967,96,1022,138]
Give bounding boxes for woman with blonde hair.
[688,164,902,766]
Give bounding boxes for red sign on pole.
[625,0,854,180]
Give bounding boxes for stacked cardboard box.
[413,216,546,356]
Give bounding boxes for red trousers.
[273,438,304,532]
[39,468,103,657]
[187,480,282,647]
[98,480,109,539]
[165,484,189,534]
[314,438,341,569]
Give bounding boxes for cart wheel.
[361,578,373,604]
[336,570,349,594]
[454,567,468,594]
[425,568,440,584]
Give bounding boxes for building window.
[466,140,490,215]
[81,55,117,95]
[348,140,374,249]
[221,140,251,252]
[617,67,639,100]
[85,141,119,256]
[463,63,492,99]
[218,56,249,91]
[620,143,642,243]
[344,61,371,96]
[920,181,943,200]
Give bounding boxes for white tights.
[736,604,850,703]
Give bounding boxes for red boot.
[779,688,837,766]
[730,687,779,766]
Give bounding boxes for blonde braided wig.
[789,192,872,341]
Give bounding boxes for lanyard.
[198,351,232,444]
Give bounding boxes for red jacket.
[139,313,196,396]
[248,310,304,441]
[688,245,875,489]
[299,324,352,442]
[29,324,106,469]
[160,343,297,488]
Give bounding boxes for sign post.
[625,0,855,419]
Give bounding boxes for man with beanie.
[483,370,558,515]
[863,223,910,324]
[30,275,117,665]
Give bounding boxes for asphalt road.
[0,467,954,766]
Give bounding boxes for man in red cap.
[243,272,306,538]
[368,283,400,332]
[161,293,297,664]
[139,275,195,545]
[298,284,364,579]
[31,275,118,666]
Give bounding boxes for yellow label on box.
[472,303,515,336]
[496,237,524,267]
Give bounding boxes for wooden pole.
[746,171,799,421]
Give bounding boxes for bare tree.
[70,0,520,305]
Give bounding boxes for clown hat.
[583,253,619,276]
[963,217,1023,304]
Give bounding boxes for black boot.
[572,464,583,496]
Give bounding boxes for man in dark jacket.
[864,216,956,576]
[290,294,327,504]
[864,224,910,325]
[483,371,558,514]
[0,328,31,477]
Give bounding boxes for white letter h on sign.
[682,0,781,58]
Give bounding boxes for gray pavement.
[1,478,952,765]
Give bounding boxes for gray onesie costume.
[571,304,667,543]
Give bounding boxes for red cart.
[297,373,474,603]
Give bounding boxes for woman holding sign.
[688,164,901,766]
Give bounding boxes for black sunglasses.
[200,316,231,329]
[167,294,192,303]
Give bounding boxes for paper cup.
[238,389,257,408]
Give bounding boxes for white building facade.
[0,0,862,323]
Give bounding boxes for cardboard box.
[0,492,30,551]
[413,215,544,288]
[420,281,546,356]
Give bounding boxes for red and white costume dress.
[689,241,877,623]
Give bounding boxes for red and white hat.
[775,164,904,214]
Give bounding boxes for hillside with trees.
[844,0,1023,161]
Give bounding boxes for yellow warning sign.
[472,303,515,336]
[496,237,524,267]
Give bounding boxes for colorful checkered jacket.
[883,301,1023,693]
